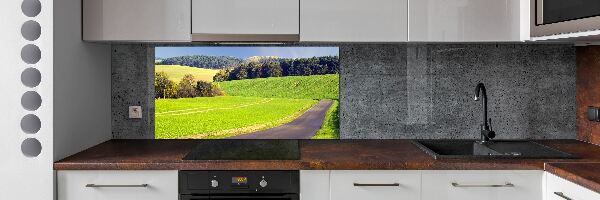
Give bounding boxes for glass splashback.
[154,46,339,139]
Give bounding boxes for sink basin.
[411,140,577,159]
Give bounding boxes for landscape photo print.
[154,46,340,139]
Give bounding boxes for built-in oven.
[179,171,299,200]
[532,0,600,37]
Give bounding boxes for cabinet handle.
[85,184,149,188]
[554,192,573,200]
[353,183,400,187]
[451,182,514,188]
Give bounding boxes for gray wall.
[112,44,576,139]
[112,44,155,139]
[340,44,575,139]
[54,0,112,161]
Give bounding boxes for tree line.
[213,56,339,82]
[154,72,223,99]
[159,55,243,69]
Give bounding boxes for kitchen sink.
[411,140,577,159]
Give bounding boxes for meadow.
[217,74,339,100]
[155,96,317,139]
[155,65,219,83]
[155,67,340,139]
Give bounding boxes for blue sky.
[155,46,339,59]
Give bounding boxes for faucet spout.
[474,83,488,129]
[474,83,495,142]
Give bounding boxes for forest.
[213,56,339,81]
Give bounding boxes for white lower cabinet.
[56,170,600,200]
[422,170,543,200]
[301,170,546,200]
[546,172,600,200]
[300,171,331,200]
[329,170,421,200]
[57,170,178,200]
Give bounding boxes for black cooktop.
[182,140,300,160]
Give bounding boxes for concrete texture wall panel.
[112,44,155,139]
[340,44,575,139]
[111,44,576,140]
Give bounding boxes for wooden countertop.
[545,162,600,194]
[54,139,600,170]
[54,139,600,193]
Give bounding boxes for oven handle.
[180,194,298,200]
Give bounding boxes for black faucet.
[474,83,495,143]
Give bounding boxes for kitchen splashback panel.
[340,44,575,139]
[112,44,576,140]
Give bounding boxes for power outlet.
[129,106,142,119]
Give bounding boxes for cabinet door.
[300,0,408,42]
[300,171,330,200]
[409,0,529,42]
[57,170,178,200]
[546,172,600,200]
[83,0,191,41]
[330,170,420,200]
[192,0,299,41]
[422,170,543,200]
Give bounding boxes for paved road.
[229,100,334,139]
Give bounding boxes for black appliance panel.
[179,171,299,195]
[180,194,298,200]
[183,140,300,160]
[540,0,600,25]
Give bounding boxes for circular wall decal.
[21,44,41,64]
[21,91,42,111]
[21,138,42,157]
[21,20,41,41]
[21,0,41,17]
[20,114,41,134]
[21,68,41,88]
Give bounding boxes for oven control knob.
[259,179,268,188]
[210,179,219,188]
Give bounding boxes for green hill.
[217,74,339,100]
[155,65,219,83]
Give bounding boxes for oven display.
[232,177,248,186]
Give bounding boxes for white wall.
[53,0,112,161]
[0,0,54,199]
[0,0,110,199]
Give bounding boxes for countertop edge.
[545,162,600,194]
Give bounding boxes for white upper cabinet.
[300,0,408,42]
[191,0,300,41]
[83,0,191,42]
[408,0,530,42]
[80,0,533,42]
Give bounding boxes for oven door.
[180,194,299,200]
[533,0,600,37]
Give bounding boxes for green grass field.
[155,65,219,83]
[155,96,317,139]
[312,100,339,139]
[218,74,339,100]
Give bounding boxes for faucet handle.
[487,130,496,139]
[488,118,496,139]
